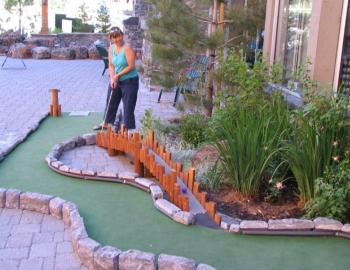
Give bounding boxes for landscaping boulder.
[82,133,96,145]
[268,219,314,231]
[119,249,156,270]
[51,47,76,60]
[24,36,58,47]
[94,245,122,270]
[154,199,181,217]
[173,211,195,225]
[0,30,25,46]
[62,201,78,226]
[10,43,33,58]
[314,217,343,232]
[88,45,100,59]
[49,197,66,219]
[70,45,88,59]
[197,264,217,270]
[20,192,53,214]
[158,254,196,270]
[32,46,51,59]
[341,224,350,234]
[77,238,101,269]
[0,188,7,208]
[150,185,163,201]
[0,45,9,55]
[240,220,268,230]
[5,189,21,209]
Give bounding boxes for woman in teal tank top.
[94,27,139,131]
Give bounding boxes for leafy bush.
[304,159,350,222]
[179,113,207,148]
[286,93,350,202]
[211,92,291,197]
[196,161,223,192]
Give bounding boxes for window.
[275,0,312,87]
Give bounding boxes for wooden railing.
[96,126,222,225]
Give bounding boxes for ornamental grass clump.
[286,92,350,202]
[212,92,291,197]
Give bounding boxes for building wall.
[263,0,345,91]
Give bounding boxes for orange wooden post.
[49,89,61,117]
[188,168,195,192]
[148,130,154,147]
[169,170,177,202]
[176,163,183,173]
[174,184,181,206]
[159,145,165,155]
[182,196,189,212]
[149,155,155,176]
[193,182,200,196]
[134,142,144,177]
[183,171,188,186]
[206,201,216,219]
[214,213,222,225]
[200,192,207,205]
[158,166,165,185]
[165,152,172,164]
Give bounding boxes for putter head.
[113,109,123,133]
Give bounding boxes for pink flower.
[275,182,284,190]
[333,156,340,162]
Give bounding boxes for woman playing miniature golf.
[94,27,139,131]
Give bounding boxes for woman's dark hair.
[109,27,124,39]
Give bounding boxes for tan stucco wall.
[308,0,343,90]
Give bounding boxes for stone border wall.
[45,134,195,226]
[0,188,216,270]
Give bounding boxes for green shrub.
[197,161,223,192]
[212,92,291,197]
[286,93,350,202]
[179,113,207,148]
[304,159,350,222]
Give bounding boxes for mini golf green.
[0,114,349,270]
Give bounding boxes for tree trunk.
[19,2,23,34]
[206,0,218,117]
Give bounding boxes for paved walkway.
[0,208,84,270]
[60,145,133,173]
[0,57,179,159]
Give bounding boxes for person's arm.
[114,47,136,81]
[108,46,116,87]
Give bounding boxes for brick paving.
[60,145,133,173]
[0,57,179,160]
[0,208,85,270]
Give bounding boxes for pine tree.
[145,0,266,116]
[4,0,34,34]
[96,5,111,33]
[78,3,89,25]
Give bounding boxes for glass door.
[275,0,312,88]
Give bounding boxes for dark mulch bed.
[207,185,305,221]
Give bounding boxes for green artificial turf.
[0,113,349,270]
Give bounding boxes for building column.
[262,0,277,65]
[308,0,344,90]
[40,0,49,34]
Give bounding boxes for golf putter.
[100,88,114,133]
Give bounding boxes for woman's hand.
[113,73,119,82]
[110,77,117,89]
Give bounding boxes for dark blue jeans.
[104,76,139,129]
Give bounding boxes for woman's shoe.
[93,124,108,131]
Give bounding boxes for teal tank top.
[111,44,138,81]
